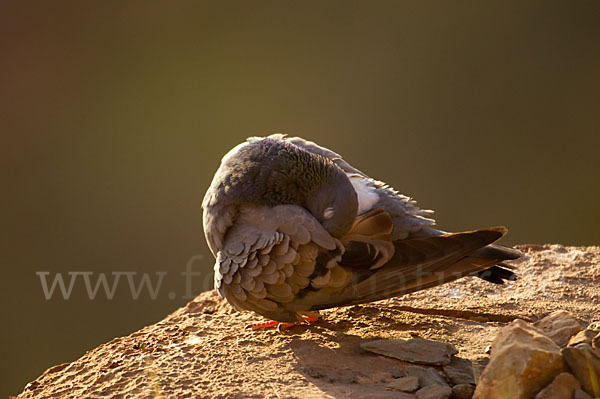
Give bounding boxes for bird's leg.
[246,312,319,331]
[246,320,287,330]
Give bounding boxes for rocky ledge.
[15,245,600,399]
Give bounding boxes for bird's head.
[304,167,358,237]
[211,136,358,237]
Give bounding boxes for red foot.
[246,316,319,332]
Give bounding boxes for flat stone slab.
[361,337,458,366]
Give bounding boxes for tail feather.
[472,264,517,284]
[472,243,521,261]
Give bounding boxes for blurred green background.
[2,1,599,396]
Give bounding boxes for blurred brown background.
[1,1,599,396]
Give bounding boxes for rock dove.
[202,134,520,325]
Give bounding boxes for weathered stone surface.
[534,372,581,399]
[535,311,584,347]
[361,337,458,366]
[405,366,449,388]
[381,393,415,399]
[568,328,600,347]
[442,356,475,386]
[387,376,420,392]
[452,384,475,399]
[473,319,565,399]
[471,357,489,379]
[415,385,452,399]
[561,344,600,397]
[573,388,593,399]
[14,245,600,399]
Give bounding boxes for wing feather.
[216,203,341,322]
[304,227,508,310]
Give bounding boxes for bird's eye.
[323,207,335,220]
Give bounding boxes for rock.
[442,356,475,386]
[534,372,581,399]
[471,357,489,379]
[594,332,600,349]
[391,368,406,378]
[535,311,584,347]
[573,389,593,399]
[561,343,600,397]
[386,394,415,399]
[13,246,600,399]
[452,384,475,399]
[568,328,600,347]
[415,385,452,399]
[405,365,449,388]
[361,337,458,366]
[473,319,565,399]
[387,376,420,392]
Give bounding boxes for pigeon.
[202,134,520,327]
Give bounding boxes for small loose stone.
[452,384,475,399]
[386,375,420,392]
